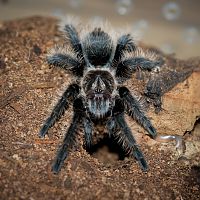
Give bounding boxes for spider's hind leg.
[107,99,148,171]
[39,84,80,138]
[52,98,85,173]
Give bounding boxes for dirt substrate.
[0,16,200,200]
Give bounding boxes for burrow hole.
[85,135,127,164]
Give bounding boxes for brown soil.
[0,16,200,200]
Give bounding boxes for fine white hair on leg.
[58,15,81,33]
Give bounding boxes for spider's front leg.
[39,83,80,138]
[118,86,157,139]
[107,99,148,171]
[119,86,186,154]
[52,98,85,173]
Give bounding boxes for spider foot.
[133,147,148,172]
[38,124,50,138]
[52,145,68,174]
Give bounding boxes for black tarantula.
[39,20,184,173]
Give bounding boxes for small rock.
[0,158,6,167]
[13,154,20,160]
[33,44,42,56]
[0,58,6,70]
[63,176,72,189]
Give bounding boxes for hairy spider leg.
[114,34,136,63]
[63,24,83,58]
[107,99,148,171]
[118,87,185,154]
[116,57,161,79]
[47,51,84,76]
[52,98,85,173]
[83,117,93,148]
[39,84,80,138]
[119,87,157,139]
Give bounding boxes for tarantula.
[39,20,184,173]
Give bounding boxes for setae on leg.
[119,87,185,154]
[39,84,80,138]
[63,24,83,58]
[119,86,157,139]
[52,98,85,173]
[107,99,148,171]
[113,34,136,63]
[83,117,93,148]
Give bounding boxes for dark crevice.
[184,116,200,136]
[85,135,126,162]
[191,166,200,183]
[193,117,200,129]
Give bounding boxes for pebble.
[13,154,20,160]
[63,176,72,189]
[0,158,6,167]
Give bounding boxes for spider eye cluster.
[95,89,102,93]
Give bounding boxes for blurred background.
[0,0,199,59]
